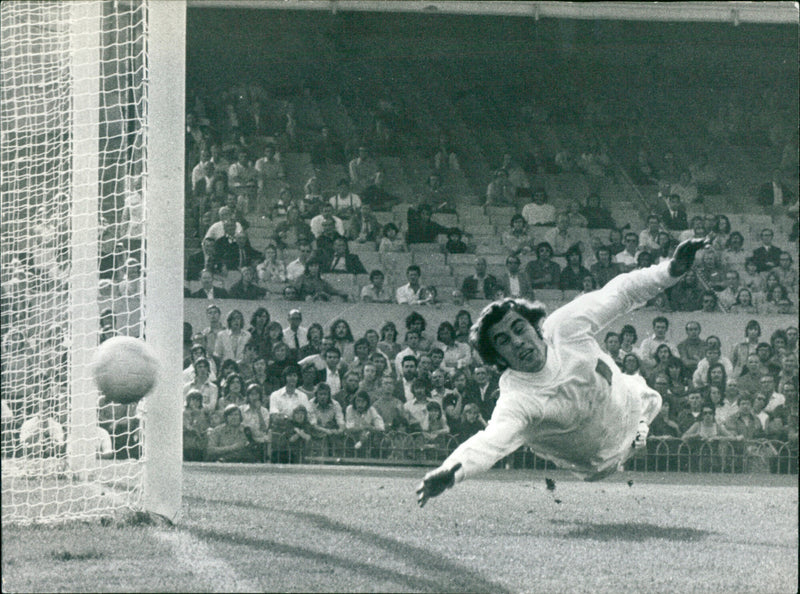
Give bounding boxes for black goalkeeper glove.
[669,237,711,278]
[416,463,462,508]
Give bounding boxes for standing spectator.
[201,303,225,357]
[328,318,356,364]
[311,126,346,168]
[498,254,535,300]
[460,257,500,301]
[525,242,561,290]
[751,228,782,272]
[370,376,409,432]
[300,176,325,220]
[521,186,556,226]
[183,390,210,461]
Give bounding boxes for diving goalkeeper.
[417,238,708,507]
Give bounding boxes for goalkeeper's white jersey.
[446,261,677,480]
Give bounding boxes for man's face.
[489,310,547,373]
[567,251,580,267]
[333,238,347,255]
[475,259,487,275]
[345,374,360,391]
[759,376,774,394]
[406,269,420,285]
[686,323,700,339]
[761,230,773,246]
[556,214,569,231]
[402,360,417,380]
[242,267,255,284]
[648,217,659,233]
[688,393,702,409]
[702,295,716,311]
[406,333,420,349]
[787,328,798,344]
[325,351,340,369]
[474,367,489,385]
[207,307,220,324]
[537,246,550,261]
[726,272,739,288]
[506,258,521,274]
[625,234,638,252]
[430,370,445,387]
[200,271,213,289]
[430,351,444,368]
[706,348,720,364]
[654,321,667,338]
[598,249,611,265]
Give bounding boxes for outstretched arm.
[545,238,708,339]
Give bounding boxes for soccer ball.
[92,336,159,404]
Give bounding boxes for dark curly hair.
[470,298,547,371]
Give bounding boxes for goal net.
[1,0,183,525]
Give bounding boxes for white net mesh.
[1,0,150,524]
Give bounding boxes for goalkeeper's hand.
[416,463,462,508]
[668,237,711,278]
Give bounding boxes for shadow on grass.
[184,496,510,593]
[551,520,714,542]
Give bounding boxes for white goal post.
[1,0,184,525]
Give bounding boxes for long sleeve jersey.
[444,261,677,482]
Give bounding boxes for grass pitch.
[2,464,797,593]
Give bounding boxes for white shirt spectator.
[269,387,316,425]
[309,215,345,238]
[521,202,556,226]
[204,220,243,241]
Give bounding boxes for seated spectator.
[501,214,535,257]
[621,353,642,376]
[498,254,535,300]
[670,170,699,205]
[618,324,638,360]
[774,251,798,291]
[348,146,380,195]
[293,259,349,302]
[345,391,385,448]
[638,316,679,370]
[525,241,561,289]
[682,404,736,440]
[240,383,270,452]
[660,193,689,231]
[484,169,516,207]
[679,216,708,243]
[606,228,624,257]
[649,399,681,438]
[396,265,433,305]
[360,171,401,212]
[320,236,367,275]
[213,310,251,364]
[433,321,472,374]
[603,331,624,367]
[232,230,265,272]
[274,205,314,249]
[333,369,363,410]
[730,288,759,314]
[521,186,556,226]
[721,231,747,271]
[286,241,314,282]
[710,214,732,251]
[377,321,402,361]
[256,242,288,285]
[460,256,500,300]
[751,228,782,272]
[578,193,616,230]
[227,148,258,203]
[757,169,795,209]
[543,212,581,257]
[558,244,592,291]
[329,178,361,221]
[500,153,530,192]
[254,143,285,210]
[406,203,454,244]
[311,125,346,168]
[639,214,662,253]
[378,222,407,253]
[695,249,726,290]
[329,318,356,363]
[589,245,620,288]
[451,402,487,444]
[299,176,325,220]
[677,321,705,374]
[371,376,409,432]
[187,237,224,282]
[205,404,255,463]
[724,394,765,440]
[419,172,451,210]
[346,204,381,244]
[699,290,719,313]
[762,284,796,315]
[281,405,315,463]
[630,147,659,186]
[689,152,723,195]
[361,269,393,303]
[229,265,267,300]
[614,232,641,272]
[310,203,346,239]
[422,401,449,449]
[19,396,66,459]
[183,390,210,461]
[309,381,346,441]
[693,342,734,388]
[715,270,742,310]
[444,228,470,255]
[204,205,243,242]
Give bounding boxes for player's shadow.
[551,520,714,542]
